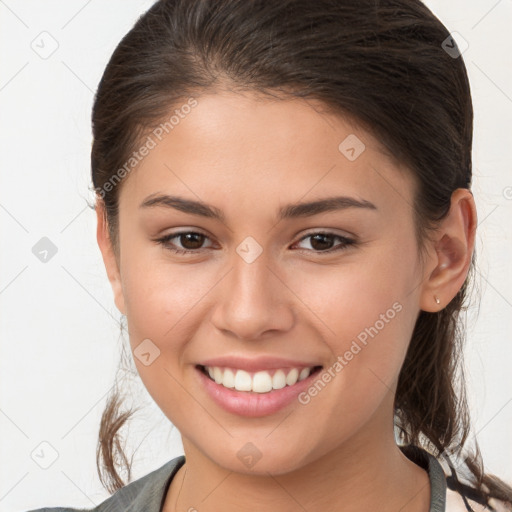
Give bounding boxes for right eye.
[155,230,214,255]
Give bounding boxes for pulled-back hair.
[90,0,512,506]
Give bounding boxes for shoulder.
[25,455,186,512]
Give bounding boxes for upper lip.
[198,355,322,373]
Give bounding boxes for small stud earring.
[434,295,441,305]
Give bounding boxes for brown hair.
[90,0,512,506]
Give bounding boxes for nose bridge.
[230,238,278,314]
[211,236,293,339]
[232,238,273,301]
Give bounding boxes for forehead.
[119,91,414,220]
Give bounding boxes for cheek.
[291,240,417,331]
[288,239,420,389]
[119,264,218,421]
[120,242,217,340]
[118,249,220,396]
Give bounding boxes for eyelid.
[295,227,358,241]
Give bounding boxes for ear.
[419,188,477,312]
[95,198,127,315]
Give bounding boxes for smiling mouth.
[196,364,323,394]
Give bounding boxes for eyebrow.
[139,193,377,221]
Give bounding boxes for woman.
[27,0,512,511]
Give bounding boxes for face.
[100,90,430,475]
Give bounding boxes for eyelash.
[155,230,356,255]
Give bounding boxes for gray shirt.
[25,445,496,512]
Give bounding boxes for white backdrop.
[1,1,511,510]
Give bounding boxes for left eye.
[155,231,355,255]
[293,232,356,253]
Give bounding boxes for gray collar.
[89,455,185,512]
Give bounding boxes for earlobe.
[419,188,477,312]
[95,198,126,315]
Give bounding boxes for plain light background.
[1,1,511,510]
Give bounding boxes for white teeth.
[213,367,223,385]
[234,370,252,391]
[203,365,316,393]
[223,368,235,388]
[253,371,273,393]
[285,368,299,386]
[272,370,287,390]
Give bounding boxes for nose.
[210,249,295,341]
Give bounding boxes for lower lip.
[195,365,322,417]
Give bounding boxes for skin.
[96,90,477,512]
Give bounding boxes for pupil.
[311,234,333,251]
[181,233,204,249]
